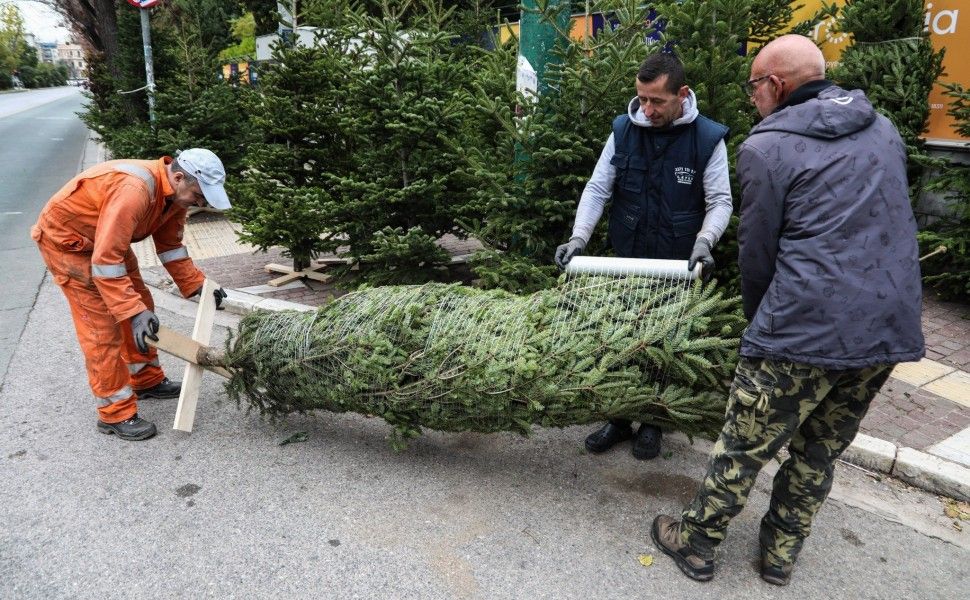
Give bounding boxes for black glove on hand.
[192,286,228,310]
[687,238,715,281]
[554,237,587,270]
[213,287,227,310]
[131,310,160,354]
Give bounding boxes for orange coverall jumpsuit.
[31,157,205,424]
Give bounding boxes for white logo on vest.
[674,166,696,185]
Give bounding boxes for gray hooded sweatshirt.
[737,84,925,369]
[570,91,732,247]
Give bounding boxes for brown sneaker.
[760,552,793,586]
[651,515,715,581]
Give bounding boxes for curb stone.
[143,274,970,503]
[894,447,970,502]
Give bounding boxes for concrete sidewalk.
[86,132,970,502]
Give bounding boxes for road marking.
[50,138,64,141]
[2,211,23,216]
[34,116,71,120]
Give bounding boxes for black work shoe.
[585,421,633,453]
[651,515,715,582]
[632,423,662,460]
[760,552,793,586]
[97,414,157,441]
[136,377,181,400]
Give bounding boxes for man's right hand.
[131,310,160,354]
[554,237,587,270]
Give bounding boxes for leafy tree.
[83,0,253,168]
[218,12,257,61]
[0,4,29,88]
[240,0,280,35]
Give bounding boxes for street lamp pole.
[126,0,159,125]
[139,8,155,125]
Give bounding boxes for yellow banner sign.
[794,0,967,144]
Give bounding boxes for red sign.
[126,0,160,8]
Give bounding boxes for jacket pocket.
[610,152,646,194]
[670,210,704,238]
[670,210,704,259]
[59,233,94,253]
[607,200,639,257]
[39,205,95,253]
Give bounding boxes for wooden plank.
[173,279,219,432]
[149,326,231,379]
[302,269,331,283]
[264,261,334,286]
[267,270,304,287]
[264,262,295,274]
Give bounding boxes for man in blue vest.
[555,51,733,460]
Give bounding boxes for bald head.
[748,34,826,117]
[754,34,825,88]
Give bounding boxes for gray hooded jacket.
[736,84,925,369]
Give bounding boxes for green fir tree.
[830,0,945,191]
[920,82,970,300]
[233,28,360,271]
[324,0,479,285]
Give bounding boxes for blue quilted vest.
[608,113,728,259]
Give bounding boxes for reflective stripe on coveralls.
[128,357,161,375]
[96,385,135,407]
[157,246,189,264]
[91,263,127,278]
[112,163,156,196]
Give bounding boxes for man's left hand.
[688,239,715,281]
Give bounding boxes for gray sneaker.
[97,414,157,441]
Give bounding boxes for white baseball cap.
[175,148,231,210]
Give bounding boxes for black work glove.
[554,237,587,270]
[131,310,160,354]
[687,238,715,281]
[192,286,228,310]
[213,287,227,310]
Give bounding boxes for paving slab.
[929,427,970,467]
[923,370,970,408]
[891,358,955,387]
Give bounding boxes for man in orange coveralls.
[31,148,230,441]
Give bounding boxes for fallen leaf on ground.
[638,554,654,567]
[943,499,970,521]
[279,431,309,446]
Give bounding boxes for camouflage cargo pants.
[679,356,892,567]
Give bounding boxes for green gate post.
[515,0,570,169]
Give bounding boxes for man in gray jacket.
[651,35,924,585]
[555,51,733,461]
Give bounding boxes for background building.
[56,41,86,79]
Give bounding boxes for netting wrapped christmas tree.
[223,271,744,449]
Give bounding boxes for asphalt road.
[1,280,967,598]
[0,87,88,386]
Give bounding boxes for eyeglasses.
[744,73,773,96]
